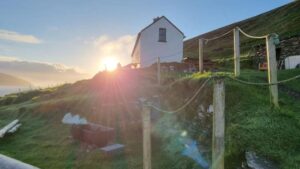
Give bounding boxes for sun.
[102,57,118,72]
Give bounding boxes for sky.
[0,0,293,75]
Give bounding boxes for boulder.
[245,151,278,169]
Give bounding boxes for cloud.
[0,55,19,61]
[91,35,136,69]
[0,29,41,44]
[0,56,89,86]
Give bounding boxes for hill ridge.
[0,72,31,86]
[184,1,300,59]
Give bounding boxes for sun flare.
[102,57,118,71]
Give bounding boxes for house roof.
[131,16,185,57]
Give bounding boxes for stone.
[245,151,278,169]
[100,144,124,155]
[207,105,214,113]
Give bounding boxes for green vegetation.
[163,69,300,169]
[184,1,300,60]
[0,70,199,169]
[0,68,299,169]
[224,70,300,169]
[1,2,300,169]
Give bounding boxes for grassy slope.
[0,69,199,169]
[0,72,31,86]
[224,69,300,169]
[184,1,300,61]
[0,69,299,169]
[158,69,300,169]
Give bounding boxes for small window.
[158,28,167,42]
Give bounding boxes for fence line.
[149,78,211,113]
[203,29,233,42]
[148,72,300,114]
[225,74,300,86]
[237,27,269,39]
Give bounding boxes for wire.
[226,74,300,86]
[147,78,211,113]
[237,27,268,39]
[203,29,233,42]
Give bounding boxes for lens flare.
[102,57,118,71]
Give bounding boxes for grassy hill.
[184,1,300,62]
[0,72,31,86]
[0,68,299,169]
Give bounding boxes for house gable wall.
[138,17,184,67]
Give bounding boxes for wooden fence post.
[212,79,225,169]
[142,103,152,169]
[234,28,240,76]
[157,57,161,86]
[266,34,279,107]
[199,38,204,73]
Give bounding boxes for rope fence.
[236,27,269,39]
[146,72,300,114]
[148,78,211,113]
[225,74,300,86]
[203,29,233,43]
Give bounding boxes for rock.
[245,151,278,169]
[198,112,205,119]
[100,144,125,155]
[207,105,213,113]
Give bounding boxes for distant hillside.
[184,1,300,60]
[0,72,31,86]
[0,60,89,86]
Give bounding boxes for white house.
[131,16,185,68]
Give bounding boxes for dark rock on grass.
[245,151,278,169]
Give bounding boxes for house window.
[159,28,167,42]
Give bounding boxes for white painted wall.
[132,39,141,67]
[132,17,184,67]
[285,55,300,69]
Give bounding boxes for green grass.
[0,70,204,169]
[223,70,300,169]
[158,69,300,169]
[0,69,299,168]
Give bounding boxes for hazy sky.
[0,0,292,74]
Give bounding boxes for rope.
[226,74,300,86]
[203,29,233,42]
[148,78,211,113]
[237,27,268,39]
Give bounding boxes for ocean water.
[0,86,30,96]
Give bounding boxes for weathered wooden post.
[157,57,161,86]
[234,28,240,76]
[199,38,204,73]
[142,102,152,169]
[212,79,225,169]
[266,34,279,107]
